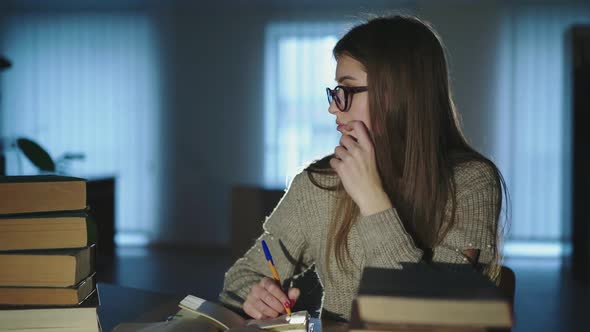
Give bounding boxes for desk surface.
[97,283,183,332]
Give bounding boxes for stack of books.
[0,175,101,332]
[350,263,513,332]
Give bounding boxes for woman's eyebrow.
[335,75,357,83]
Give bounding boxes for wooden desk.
[97,283,183,332]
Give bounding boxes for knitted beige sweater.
[219,161,499,321]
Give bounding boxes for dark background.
[1,1,589,332]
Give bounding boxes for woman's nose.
[328,100,340,115]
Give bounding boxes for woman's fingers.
[242,277,291,319]
[339,134,359,152]
[332,120,375,174]
[329,156,343,173]
[258,290,287,315]
[243,279,301,320]
[243,299,267,320]
[334,145,349,161]
[254,296,281,318]
[245,284,282,319]
[259,278,290,312]
[288,287,300,307]
[345,121,373,152]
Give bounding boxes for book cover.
[0,273,96,306]
[0,210,94,251]
[0,244,95,287]
[0,175,87,215]
[0,289,100,331]
[358,263,506,300]
[355,263,512,328]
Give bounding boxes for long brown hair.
[306,15,508,281]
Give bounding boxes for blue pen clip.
[261,240,275,265]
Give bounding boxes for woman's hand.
[243,277,300,320]
[330,120,392,216]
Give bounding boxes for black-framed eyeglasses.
[326,85,368,112]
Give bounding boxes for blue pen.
[261,240,292,316]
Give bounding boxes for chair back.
[492,267,515,332]
[499,265,516,306]
[230,185,284,261]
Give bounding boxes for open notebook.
[113,295,309,332]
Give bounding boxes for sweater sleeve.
[219,173,313,311]
[353,162,500,268]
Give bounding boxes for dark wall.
[152,2,416,247]
[153,4,268,246]
[0,0,510,248]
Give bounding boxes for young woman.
[219,15,507,322]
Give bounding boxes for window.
[264,22,352,188]
[496,3,590,255]
[0,14,160,245]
